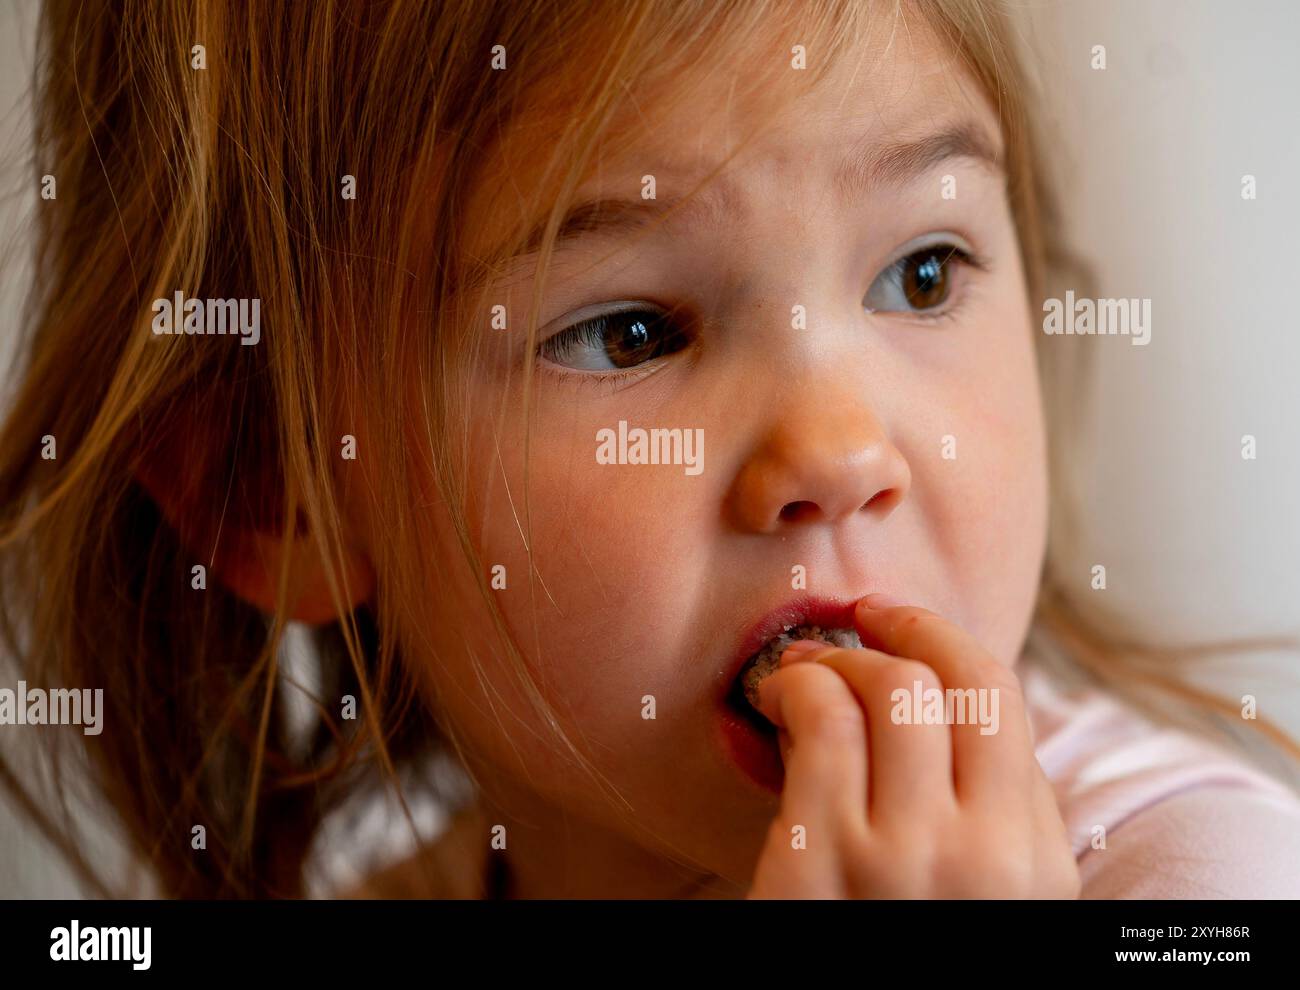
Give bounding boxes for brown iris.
[599,311,684,368]
[900,248,955,310]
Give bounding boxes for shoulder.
[1078,786,1300,898]
[1020,662,1300,899]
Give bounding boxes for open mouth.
[726,623,864,730]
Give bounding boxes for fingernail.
[781,638,828,660]
[862,592,903,610]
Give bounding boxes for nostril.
[779,500,819,523]
[864,488,901,514]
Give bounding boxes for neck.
[477,788,742,900]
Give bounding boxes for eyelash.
[875,244,989,326]
[534,238,990,383]
[535,325,666,391]
[561,364,654,392]
[536,305,691,388]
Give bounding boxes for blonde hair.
[0,0,1294,899]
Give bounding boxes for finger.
[756,659,868,840]
[794,644,955,823]
[853,596,1032,805]
[1027,759,1080,896]
[854,596,989,688]
[749,795,845,899]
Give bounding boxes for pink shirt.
[1023,662,1300,898]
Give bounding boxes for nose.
[726,388,911,534]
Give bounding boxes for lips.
[738,623,865,710]
[712,595,865,792]
[715,595,863,708]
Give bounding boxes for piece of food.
[739,624,864,712]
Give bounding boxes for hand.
[746,594,1080,899]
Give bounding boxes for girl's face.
[397,21,1047,893]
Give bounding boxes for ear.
[204,525,376,626]
[134,412,375,626]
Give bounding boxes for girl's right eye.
[538,305,692,372]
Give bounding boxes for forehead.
[464,12,1000,260]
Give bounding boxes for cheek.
[444,410,702,754]
[911,295,1048,661]
[431,434,718,835]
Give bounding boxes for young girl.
[2,0,1298,899]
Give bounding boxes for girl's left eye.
[539,305,691,372]
[863,241,975,315]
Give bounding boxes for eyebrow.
[836,121,1004,198]
[515,121,1003,257]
